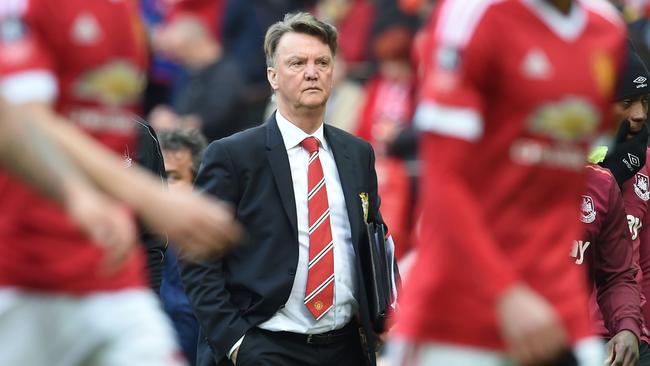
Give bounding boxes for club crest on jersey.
[635,173,650,201]
[580,195,596,224]
[592,51,616,98]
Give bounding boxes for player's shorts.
[386,337,603,366]
[0,287,187,366]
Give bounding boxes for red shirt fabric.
[0,0,147,294]
[393,0,626,350]
[577,165,642,340]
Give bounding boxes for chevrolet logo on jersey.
[528,98,599,142]
[74,60,144,106]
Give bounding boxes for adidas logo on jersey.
[521,49,552,79]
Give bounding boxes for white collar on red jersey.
[522,0,587,42]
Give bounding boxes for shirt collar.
[275,110,329,152]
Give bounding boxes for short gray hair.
[264,12,337,68]
[158,128,207,179]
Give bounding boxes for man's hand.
[138,190,243,260]
[497,284,568,366]
[605,330,639,366]
[599,121,649,187]
[65,183,136,274]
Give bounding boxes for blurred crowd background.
[140,0,650,270]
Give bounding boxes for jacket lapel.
[324,125,362,255]
[265,116,298,240]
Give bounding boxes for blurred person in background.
[149,14,252,142]
[314,0,375,79]
[389,0,627,365]
[0,1,241,365]
[159,128,208,366]
[355,23,417,260]
[139,0,227,116]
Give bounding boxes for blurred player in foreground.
[390,0,627,365]
[0,1,241,365]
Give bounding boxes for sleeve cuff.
[227,335,245,360]
[616,318,641,340]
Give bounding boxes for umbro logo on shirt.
[634,76,648,89]
[629,153,641,167]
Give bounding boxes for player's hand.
[497,284,569,366]
[65,184,136,274]
[138,189,243,260]
[605,330,639,366]
[600,121,649,187]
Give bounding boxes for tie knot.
[301,136,320,154]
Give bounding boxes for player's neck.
[544,0,573,15]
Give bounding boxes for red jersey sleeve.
[414,0,494,141]
[415,1,518,297]
[0,0,57,104]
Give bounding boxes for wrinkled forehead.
[276,32,333,59]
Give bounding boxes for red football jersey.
[394,0,626,350]
[0,0,147,293]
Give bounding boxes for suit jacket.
[133,119,166,293]
[179,115,383,366]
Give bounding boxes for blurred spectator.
[150,15,255,141]
[355,24,417,259]
[140,0,225,116]
[222,0,314,85]
[325,56,366,132]
[159,128,208,366]
[315,0,375,78]
[140,0,184,115]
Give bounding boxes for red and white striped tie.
[301,136,335,320]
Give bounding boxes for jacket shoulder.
[326,124,372,150]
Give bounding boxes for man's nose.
[304,63,318,80]
[630,100,648,123]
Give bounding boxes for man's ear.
[267,67,278,91]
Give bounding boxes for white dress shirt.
[228,110,359,358]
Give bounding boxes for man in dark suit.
[180,12,384,366]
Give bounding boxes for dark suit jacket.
[179,115,383,366]
[133,119,166,293]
